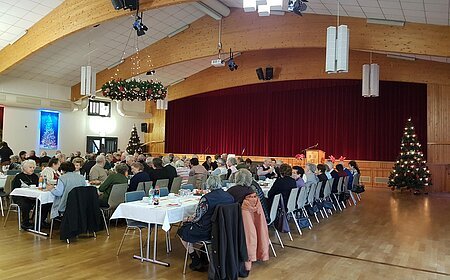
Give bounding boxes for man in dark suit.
[162,156,177,191]
[149,157,171,189]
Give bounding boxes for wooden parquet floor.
[1,188,450,280]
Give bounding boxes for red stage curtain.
[165,79,427,161]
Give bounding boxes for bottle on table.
[153,186,160,205]
[38,176,44,189]
[148,188,154,205]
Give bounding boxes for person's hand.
[45,184,54,191]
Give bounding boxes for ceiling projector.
[211,59,225,67]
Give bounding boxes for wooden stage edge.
[149,153,450,192]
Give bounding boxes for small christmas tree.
[388,118,431,193]
[126,125,142,154]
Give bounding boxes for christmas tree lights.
[388,118,431,193]
[126,125,143,154]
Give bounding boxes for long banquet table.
[110,195,200,266]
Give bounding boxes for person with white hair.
[177,175,234,271]
[175,159,190,184]
[89,155,108,185]
[226,157,238,181]
[11,160,51,230]
[211,158,227,176]
[303,163,319,186]
[227,169,255,204]
[257,158,276,179]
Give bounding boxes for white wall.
[0,77,147,155]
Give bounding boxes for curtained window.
[165,79,427,161]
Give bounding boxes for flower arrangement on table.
[328,155,346,163]
[101,79,167,101]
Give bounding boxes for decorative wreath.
[101,79,167,101]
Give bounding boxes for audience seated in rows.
[291,165,305,188]
[98,163,128,208]
[47,162,86,219]
[177,175,235,271]
[257,158,277,179]
[211,158,227,176]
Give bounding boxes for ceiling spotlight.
[146,70,156,75]
[227,48,238,71]
[133,12,148,37]
[288,0,308,16]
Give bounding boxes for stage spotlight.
[256,68,264,80]
[228,59,238,71]
[288,0,308,16]
[133,14,148,37]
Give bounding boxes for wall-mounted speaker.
[123,0,139,11]
[141,123,148,133]
[265,67,273,80]
[111,0,124,10]
[256,68,264,80]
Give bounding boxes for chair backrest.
[307,183,317,205]
[125,191,145,202]
[6,170,21,175]
[181,184,194,191]
[353,173,360,186]
[137,181,153,195]
[286,188,299,214]
[155,179,169,189]
[187,176,196,185]
[136,182,145,192]
[336,177,344,194]
[159,187,169,197]
[4,175,16,195]
[171,177,182,194]
[107,183,128,209]
[315,181,322,200]
[297,186,308,209]
[343,176,349,192]
[268,194,281,225]
[323,180,332,198]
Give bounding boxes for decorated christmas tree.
[388,118,431,193]
[126,125,143,154]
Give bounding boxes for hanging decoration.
[101,79,167,102]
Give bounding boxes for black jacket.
[209,203,248,280]
[60,186,103,240]
[0,146,13,163]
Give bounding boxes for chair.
[159,187,169,197]
[2,175,21,230]
[155,179,169,189]
[315,181,328,219]
[181,184,194,191]
[183,240,211,275]
[267,194,285,248]
[171,177,182,194]
[100,183,128,236]
[286,188,302,235]
[332,178,343,211]
[136,181,153,195]
[117,191,147,260]
[306,183,320,223]
[187,176,196,185]
[296,186,313,229]
[322,179,336,213]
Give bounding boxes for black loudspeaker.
[256,68,264,80]
[265,67,273,80]
[111,0,124,10]
[123,0,139,10]
[141,123,148,133]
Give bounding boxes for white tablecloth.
[10,187,55,204]
[0,176,6,189]
[258,179,275,197]
[111,196,200,232]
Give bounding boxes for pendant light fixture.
[362,53,380,97]
[325,0,349,73]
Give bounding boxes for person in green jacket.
[98,163,128,207]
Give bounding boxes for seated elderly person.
[228,169,270,272]
[41,158,61,186]
[292,166,305,188]
[226,157,239,181]
[227,169,255,204]
[128,162,151,192]
[177,175,234,271]
[72,157,85,175]
[46,162,86,220]
[89,155,108,185]
[8,155,21,170]
[211,158,227,176]
[39,151,51,167]
[11,160,51,230]
[188,158,208,177]
[257,158,276,179]
[267,164,296,209]
[303,163,319,186]
[98,163,128,207]
[175,159,190,184]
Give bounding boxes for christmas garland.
[101,79,167,101]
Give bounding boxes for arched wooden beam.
[0,0,194,74]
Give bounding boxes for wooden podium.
[306,149,326,165]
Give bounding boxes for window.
[86,136,118,154]
[88,100,111,117]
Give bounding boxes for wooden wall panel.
[427,84,450,164]
[169,49,450,100]
[144,102,166,154]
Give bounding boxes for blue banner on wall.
[39,111,59,150]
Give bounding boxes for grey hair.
[96,155,106,163]
[145,157,154,164]
[162,156,171,165]
[306,163,317,173]
[227,157,237,166]
[206,175,222,190]
[175,160,185,168]
[115,163,128,175]
[125,155,135,162]
[325,161,334,170]
[234,169,253,186]
[21,159,36,171]
[217,158,225,166]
